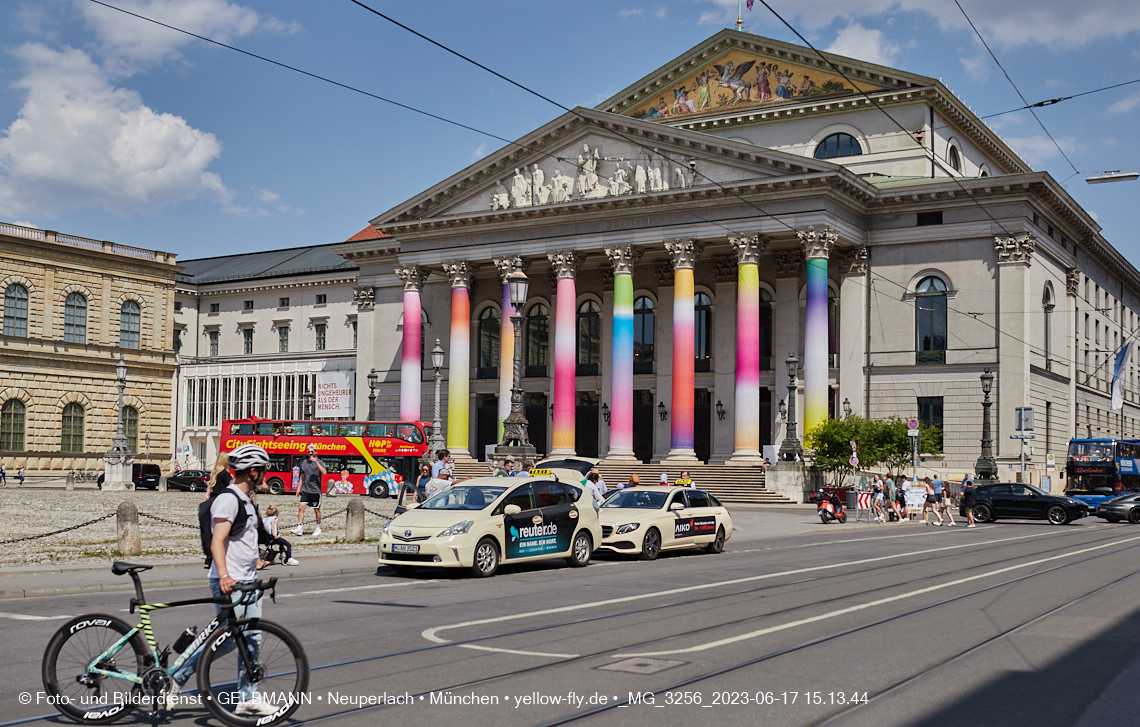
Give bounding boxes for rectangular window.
[197,376,207,427]
[285,376,295,419]
[315,323,326,351]
[210,302,219,313]
[221,378,232,422]
[1085,313,1090,339]
[278,325,289,352]
[243,300,254,311]
[208,330,219,356]
[1045,401,1052,462]
[916,211,943,226]
[258,376,270,418]
[271,375,282,419]
[279,297,289,308]
[209,378,220,427]
[243,328,253,354]
[232,378,243,419]
[352,320,358,348]
[917,396,944,452]
[174,301,182,311]
[185,380,195,427]
[246,376,256,417]
[316,294,327,305]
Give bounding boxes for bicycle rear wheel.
[197,618,308,727]
[42,615,147,724]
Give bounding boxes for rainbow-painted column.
[394,265,428,422]
[797,226,837,439]
[494,257,523,439]
[548,250,582,455]
[443,262,473,455]
[665,239,702,462]
[604,245,641,462]
[729,233,766,463]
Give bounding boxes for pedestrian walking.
[425,470,453,500]
[291,445,326,537]
[933,474,955,526]
[431,449,451,479]
[871,475,886,522]
[922,477,942,525]
[261,506,299,566]
[415,462,432,502]
[206,452,231,502]
[18,466,25,486]
[590,469,607,491]
[961,476,977,527]
[0,462,6,485]
[170,443,277,716]
[898,476,911,520]
[885,475,899,521]
[585,472,606,509]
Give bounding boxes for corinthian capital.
[797,226,838,260]
[994,233,1036,266]
[837,246,868,276]
[394,265,428,292]
[442,261,475,289]
[547,250,584,279]
[604,244,642,275]
[493,256,527,285]
[729,232,767,265]
[665,238,704,270]
[773,249,804,278]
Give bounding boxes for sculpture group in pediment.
[489,142,696,211]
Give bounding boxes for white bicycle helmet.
[228,443,271,472]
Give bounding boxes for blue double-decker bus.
[1065,438,1140,509]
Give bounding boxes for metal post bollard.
[117,501,142,556]
[158,476,167,493]
[346,499,365,543]
[66,472,74,491]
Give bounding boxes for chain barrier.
[362,506,393,522]
[0,513,116,546]
[138,512,198,530]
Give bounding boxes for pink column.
[394,265,427,422]
[548,251,582,455]
[665,239,702,463]
[729,233,766,464]
[604,245,640,463]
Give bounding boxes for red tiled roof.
[345,225,390,242]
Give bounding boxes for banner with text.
[316,371,355,418]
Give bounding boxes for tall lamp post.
[842,398,852,418]
[976,368,998,483]
[778,352,802,462]
[102,355,135,491]
[367,369,378,421]
[494,266,537,470]
[429,339,446,457]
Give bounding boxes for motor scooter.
[810,489,847,524]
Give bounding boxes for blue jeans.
[173,578,262,700]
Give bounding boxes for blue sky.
[1,0,1138,261]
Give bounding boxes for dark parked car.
[973,483,1089,525]
[165,470,212,492]
[1095,492,1140,523]
[97,464,162,490]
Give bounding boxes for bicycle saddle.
[112,561,153,576]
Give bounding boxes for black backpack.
[199,487,263,566]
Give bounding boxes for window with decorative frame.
[915,276,948,364]
[64,292,87,344]
[61,403,84,453]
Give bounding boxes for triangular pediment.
[371,107,841,226]
[597,29,931,124]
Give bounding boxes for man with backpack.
[173,444,275,716]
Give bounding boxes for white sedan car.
[379,475,603,577]
[597,486,732,560]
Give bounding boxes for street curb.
[0,547,378,578]
[0,563,383,600]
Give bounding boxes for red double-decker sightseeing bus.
[220,417,432,497]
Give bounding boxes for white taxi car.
[597,486,731,560]
[379,475,603,577]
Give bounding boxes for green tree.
[807,415,944,481]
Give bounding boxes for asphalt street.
[3,513,1140,727]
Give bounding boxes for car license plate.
[393,544,420,554]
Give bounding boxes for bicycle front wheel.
[197,618,309,727]
[42,614,147,725]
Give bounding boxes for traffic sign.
[1046,453,1056,471]
[907,418,920,430]
[907,429,921,438]
[849,456,859,467]
[1009,434,1036,440]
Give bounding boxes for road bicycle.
[41,562,309,726]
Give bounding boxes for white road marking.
[421,531,1055,656]
[622,533,1140,656]
[0,611,72,621]
[460,644,579,658]
[277,580,438,598]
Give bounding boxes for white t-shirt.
[585,480,606,506]
[207,485,260,582]
[263,515,279,539]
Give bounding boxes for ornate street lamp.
[778,352,802,461]
[495,266,536,469]
[976,368,998,482]
[102,355,134,490]
[601,402,610,425]
[658,401,668,421]
[429,339,446,456]
[843,398,852,418]
[367,369,378,421]
[716,400,726,420]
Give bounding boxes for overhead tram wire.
[953,0,1081,176]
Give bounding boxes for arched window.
[64,292,87,344]
[120,300,141,350]
[695,292,713,371]
[813,133,863,160]
[0,400,25,451]
[123,406,139,453]
[525,303,549,377]
[915,276,948,364]
[477,307,500,379]
[634,296,655,373]
[4,284,28,338]
[577,300,601,375]
[948,146,962,172]
[62,402,84,453]
[1043,286,1055,372]
[759,288,773,370]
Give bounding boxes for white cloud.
[1108,91,1140,115]
[78,0,299,74]
[253,187,279,202]
[1089,210,1100,222]
[825,23,900,66]
[656,7,669,19]
[619,8,644,17]
[697,0,737,26]
[1004,134,1081,167]
[470,142,488,162]
[0,43,230,217]
[959,54,988,81]
[13,221,39,228]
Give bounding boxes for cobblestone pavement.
[0,488,396,566]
